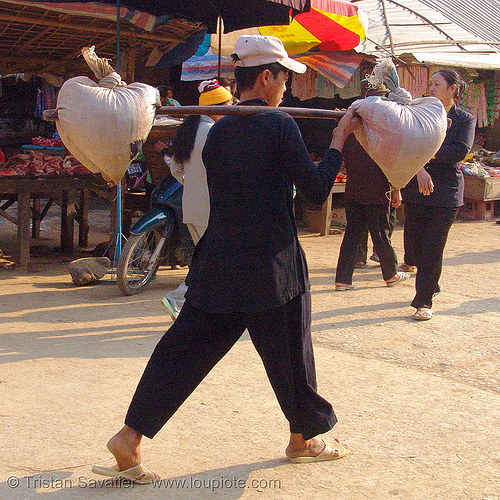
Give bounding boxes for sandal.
[386,271,409,287]
[354,261,368,269]
[335,284,358,291]
[412,307,433,321]
[287,438,350,463]
[91,463,159,484]
[432,285,443,299]
[399,263,416,273]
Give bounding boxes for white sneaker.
[161,297,179,321]
[386,271,409,287]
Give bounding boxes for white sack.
[56,47,160,185]
[351,59,448,189]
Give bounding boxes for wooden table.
[317,182,346,235]
[0,174,111,266]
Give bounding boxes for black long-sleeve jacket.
[185,98,342,313]
[403,104,476,207]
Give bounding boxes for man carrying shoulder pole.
[93,35,361,483]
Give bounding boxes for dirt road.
[0,212,499,499]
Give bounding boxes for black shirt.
[403,105,476,207]
[184,98,343,313]
[343,134,391,205]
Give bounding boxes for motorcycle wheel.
[116,229,165,295]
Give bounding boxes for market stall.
[0,173,110,266]
[351,0,500,223]
[0,71,119,266]
[0,0,208,265]
[458,150,500,220]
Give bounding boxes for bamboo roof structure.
[0,1,205,76]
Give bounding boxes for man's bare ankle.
[106,429,142,471]
[286,437,325,457]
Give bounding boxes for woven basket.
[143,120,181,185]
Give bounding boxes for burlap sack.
[69,257,110,286]
[352,59,448,189]
[56,47,160,185]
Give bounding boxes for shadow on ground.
[0,459,284,500]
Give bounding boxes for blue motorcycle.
[116,176,194,295]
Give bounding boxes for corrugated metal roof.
[353,0,500,58]
[411,51,500,70]
[418,0,500,44]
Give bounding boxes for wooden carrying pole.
[156,105,346,119]
[44,106,346,121]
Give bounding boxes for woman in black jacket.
[402,68,476,320]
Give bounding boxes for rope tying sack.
[81,46,126,89]
[365,58,412,105]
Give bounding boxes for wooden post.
[31,198,41,238]
[78,189,90,248]
[319,189,333,236]
[60,190,75,253]
[16,193,31,267]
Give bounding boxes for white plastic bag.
[56,47,160,185]
[351,59,448,189]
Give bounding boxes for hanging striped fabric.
[181,50,235,81]
[13,2,161,32]
[293,51,362,88]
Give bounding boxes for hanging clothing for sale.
[291,68,318,101]
[337,68,361,99]
[396,66,429,97]
[485,80,496,125]
[290,51,362,101]
[493,81,500,122]
[314,74,337,99]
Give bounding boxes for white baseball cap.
[232,35,307,74]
